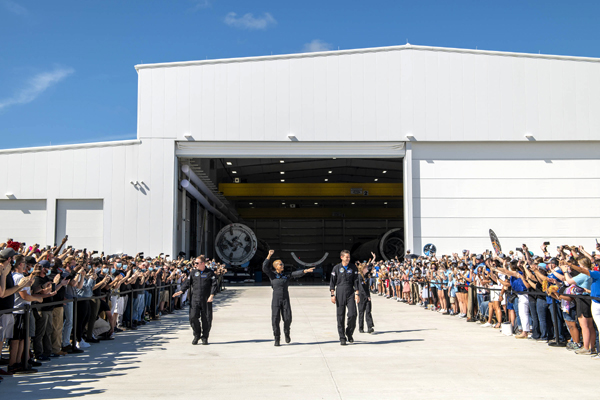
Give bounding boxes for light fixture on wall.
[130,180,138,186]
[226,161,233,166]
[184,133,193,140]
[5,192,14,199]
[525,134,535,141]
[405,134,415,141]
[287,134,298,141]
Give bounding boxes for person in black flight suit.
[263,250,314,346]
[357,260,374,334]
[330,249,360,345]
[172,255,218,345]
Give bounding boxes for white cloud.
[0,67,74,110]
[2,0,28,15]
[189,0,211,12]
[224,12,276,30]
[302,39,333,53]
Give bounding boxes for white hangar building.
[0,44,599,265]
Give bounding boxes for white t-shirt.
[12,272,30,314]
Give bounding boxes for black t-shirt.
[0,273,15,310]
[48,271,66,302]
[32,276,55,311]
[93,273,104,297]
[132,277,140,299]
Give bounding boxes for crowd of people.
[360,242,600,357]
[0,237,227,381]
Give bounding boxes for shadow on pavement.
[1,289,242,399]
[370,329,436,335]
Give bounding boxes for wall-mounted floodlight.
[287,134,298,141]
[5,193,14,199]
[525,134,535,141]
[405,135,415,141]
[184,133,193,140]
[130,180,139,185]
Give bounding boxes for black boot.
[201,338,208,345]
[359,328,365,333]
[192,336,199,345]
[274,337,281,347]
[340,338,347,346]
[368,328,375,334]
[284,333,291,344]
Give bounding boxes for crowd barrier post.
[22,304,31,371]
[72,297,79,348]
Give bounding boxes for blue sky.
[1,0,599,149]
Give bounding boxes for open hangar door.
[175,141,406,279]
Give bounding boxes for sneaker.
[481,322,492,328]
[574,348,592,355]
[566,342,580,351]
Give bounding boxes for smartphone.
[543,241,550,246]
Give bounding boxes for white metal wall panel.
[0,200,47,246]
[411,142,600,255]
[56,200,104,251]
[0,140,176,257]
[137,45,600,143]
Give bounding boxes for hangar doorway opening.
[175,142,406,280]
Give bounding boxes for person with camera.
[262,250,314,346]
[172,255,218,345]
[330,249,360,346]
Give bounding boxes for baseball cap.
[0,247,16,259]
[25,256,37,265]
[38,260,51,269]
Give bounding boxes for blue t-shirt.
[510,273,527,293]
[449,278,457,297]
[573,273,592,291]
[590,271,600,304]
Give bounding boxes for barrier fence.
[0,283,178,371]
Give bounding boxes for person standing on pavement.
[262,250,314,346]
[172,255,218,345]
[330,250,360,345]
[357,261,375,334]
